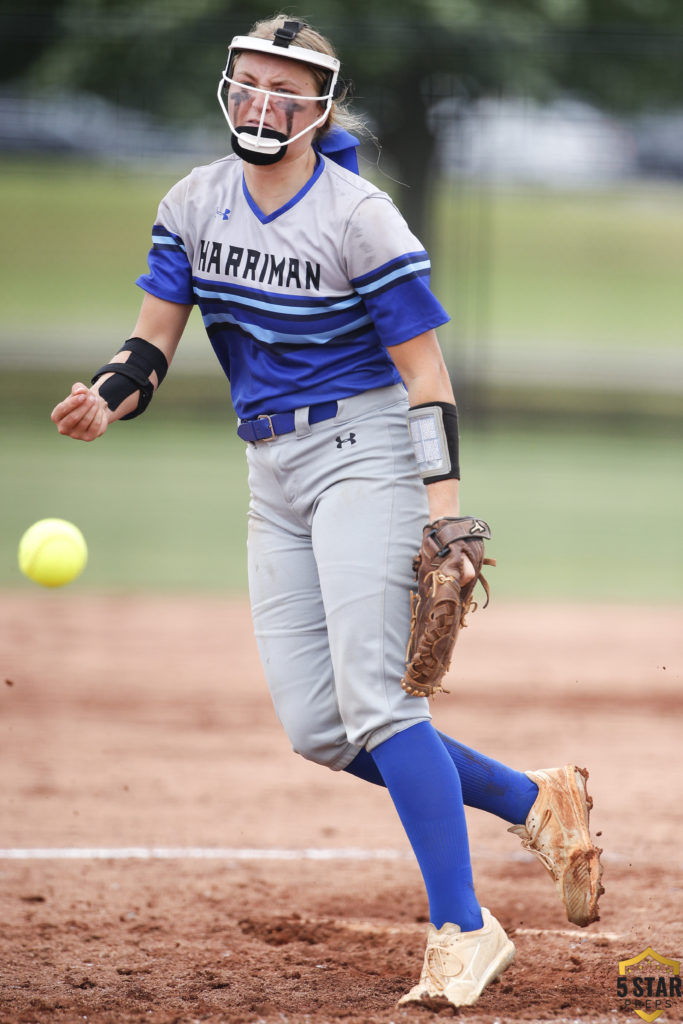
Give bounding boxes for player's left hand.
[51,382,111,441]
[425,480,475,584]
[461,554,476,584]
[401,517,495,698]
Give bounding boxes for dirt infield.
[1,592,681,1024]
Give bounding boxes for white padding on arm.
[407,405,451,479]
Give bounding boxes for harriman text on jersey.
[198,240,321,291]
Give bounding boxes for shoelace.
[423,944,464,988]
[509,807,556,873]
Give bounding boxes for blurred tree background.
[1,0,681,596]
[3,0,683,238]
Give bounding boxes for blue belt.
[237,401,339,443]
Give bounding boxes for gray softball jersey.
[136,150,449,419]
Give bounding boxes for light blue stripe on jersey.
[353,256,431,296]
[201,310,374,347]
[194,271,374,346]
[151,225,186,251]
[193,282,363,319]
[152,235,187,254]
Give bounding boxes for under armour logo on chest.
[335,433,357,448]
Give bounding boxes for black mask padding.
[231,126,289,165]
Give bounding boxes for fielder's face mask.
[218,20,341,165]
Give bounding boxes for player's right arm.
[51,294,192,441]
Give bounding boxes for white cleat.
[508,765,604,927]
[398,907,515,1008]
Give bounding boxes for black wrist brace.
[91,337,168,420]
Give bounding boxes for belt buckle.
[257,414,277,441]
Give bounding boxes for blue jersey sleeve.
[344,196,449,345]
[135,176,196,304]
[136,223,195,305]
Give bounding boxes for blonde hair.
[245,13,368,140]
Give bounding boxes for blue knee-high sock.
[344,747,385,785]
[345,732,538,826]
[436,732,539,824]
[369,721,483,931]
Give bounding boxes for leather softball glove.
[401,517,495,698]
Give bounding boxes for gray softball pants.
[246,383,432,770]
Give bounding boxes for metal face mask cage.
[217,34,341,156]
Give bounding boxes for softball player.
[52,15,603,1008]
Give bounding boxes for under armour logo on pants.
[335,433,357,448]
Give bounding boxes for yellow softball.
[18,518,88,588]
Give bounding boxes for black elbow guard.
[91,337,169,420]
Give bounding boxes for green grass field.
[2,394,681,601]
[434,183,683,353]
